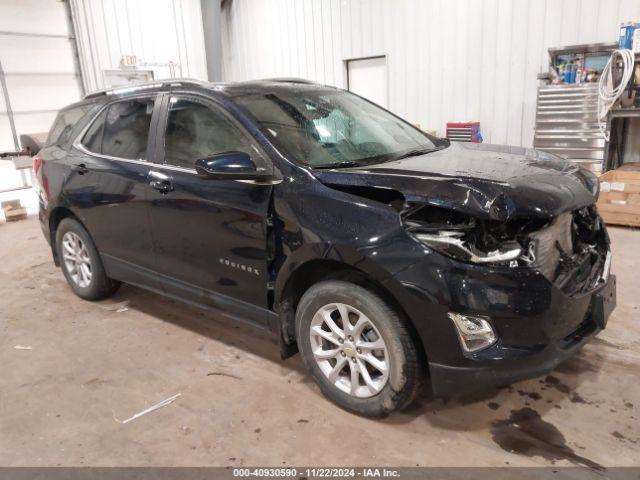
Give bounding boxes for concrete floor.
[0,217,638,468]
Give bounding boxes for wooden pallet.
[597,163,640,227]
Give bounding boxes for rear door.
[66,95,162,285]
[146,94,275,324]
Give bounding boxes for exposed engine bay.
[402,203,610,295]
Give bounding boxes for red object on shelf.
[446,121,483,143]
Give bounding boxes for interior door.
[146,94,274,322]
[347,56,388,108]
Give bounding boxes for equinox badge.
[219,258,260,276]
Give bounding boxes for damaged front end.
[531,206,611,295]
[402,203,610,295]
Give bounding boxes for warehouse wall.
[70,0,208,93]
[0,0,81,153]
[0,0,82,210]
[222,0,640,147]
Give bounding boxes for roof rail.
[83,78,214,99]
[262,77,317,85]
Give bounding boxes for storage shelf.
[533,84,606,171]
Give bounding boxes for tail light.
[33,155,43,175]
[32,155,50,201]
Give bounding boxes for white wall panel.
[0,0,81,196]
[71,0,208,93]
[0,36,77,75]
[4,76,79,113]
[0,118,13,156]
[0,1,80,154]
[0,0,70,35]
[222,0,640,146]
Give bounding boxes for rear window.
[81,97,155,160]
[46,104,93,147]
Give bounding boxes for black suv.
[35,79,616,416]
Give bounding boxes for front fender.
[273,241,398,306]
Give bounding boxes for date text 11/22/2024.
[232,468,400,478]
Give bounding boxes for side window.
[81,108,107,153]
[81,98,155,159]
[46,104,92,147]
[164,97,259,169]
[101,98,155,159]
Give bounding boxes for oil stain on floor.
[491,408,604,471]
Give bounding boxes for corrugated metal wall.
[222,0,640,147]
[71,0,208,93]
[0,0,81,153]
[0,0,81,209]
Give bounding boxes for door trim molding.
[102,253,278,332]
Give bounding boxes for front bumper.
[384,252,616,397]
[431,276,615,396]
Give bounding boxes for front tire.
[55,218,120,300]
[296,280,424,417]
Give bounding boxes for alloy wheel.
[61,231,92,288]
[309,303,390,398]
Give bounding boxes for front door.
[146,95,274,324]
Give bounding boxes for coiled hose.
[598,49,635,141]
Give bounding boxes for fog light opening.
[448,313,497,353]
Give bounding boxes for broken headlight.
[402,204,545,266]
[413,231,522,264]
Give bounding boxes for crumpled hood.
[313,142,599,221]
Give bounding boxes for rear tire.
[296,280,424,417]
[55,218,120,300]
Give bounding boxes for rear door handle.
[148,170,174,194]
[72,163,89,175]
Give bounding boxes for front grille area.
[529,205,608,296]
[529,213,573,279]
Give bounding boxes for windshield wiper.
[392,147,438,161]
[312,161,361,170]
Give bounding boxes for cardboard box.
[597,163,640,227]
[1,200,28,222]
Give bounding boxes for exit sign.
[121,55,138,67]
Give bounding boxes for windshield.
[235,89,438,168]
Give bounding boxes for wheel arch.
[275,258,428,372]
[48,206,84,266]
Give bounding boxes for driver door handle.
[148,170,174,194]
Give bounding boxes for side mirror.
[194,151,272,181]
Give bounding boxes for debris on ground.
[14,345,33,350]
[100,300,130,312]
[206,371,242,380]
[115,393,182,424]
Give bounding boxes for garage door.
[0,0,82,194]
